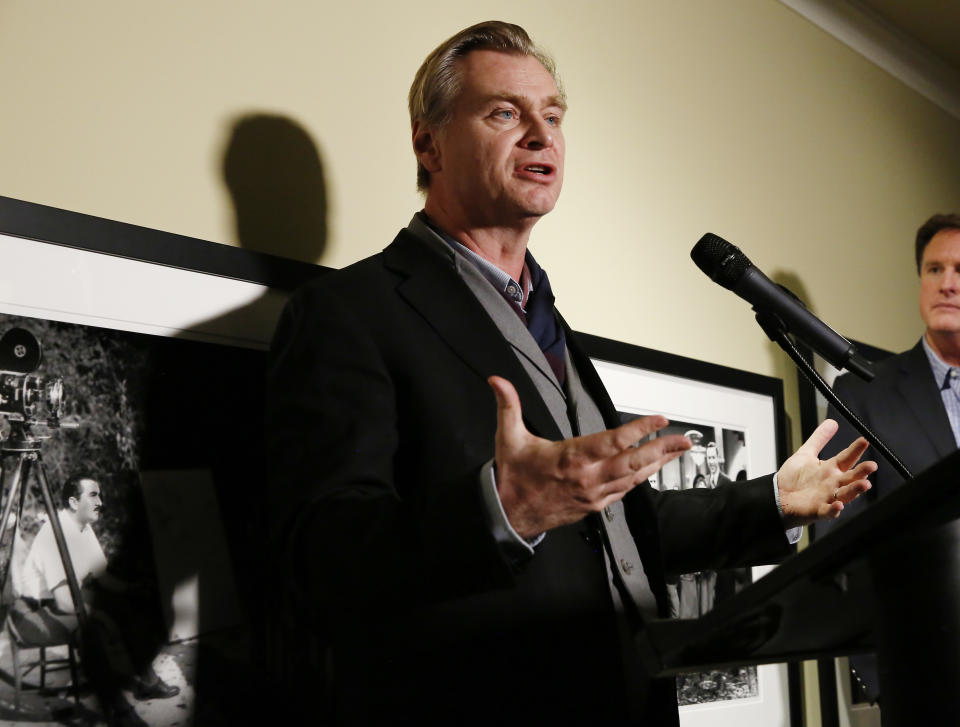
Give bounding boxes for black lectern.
[637,449,960,726]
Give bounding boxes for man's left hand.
[777,418,876,528]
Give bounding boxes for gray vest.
[452,252,659,620]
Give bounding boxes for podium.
[637,449,960,726]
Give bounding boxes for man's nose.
[942,269,959,292]
[520,117,554,150]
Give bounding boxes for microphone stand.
[754,310,913,481]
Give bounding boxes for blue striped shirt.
[922,335,960,446]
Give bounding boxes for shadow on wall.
[0,116,330,726]
[223,113,328,264]
[138,113,329,722]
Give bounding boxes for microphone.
[691,232,874,381]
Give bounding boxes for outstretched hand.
[488,376,691,539]
[776,418,876,528]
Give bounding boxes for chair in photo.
[5,612,81,709]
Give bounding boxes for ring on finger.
[834,488,841,502]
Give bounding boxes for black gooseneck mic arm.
[691,231,913,481]
[754,309,913,481]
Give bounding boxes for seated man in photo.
[12,475,179,726]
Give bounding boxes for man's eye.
[546,115,561,126]
[495,110,516,120]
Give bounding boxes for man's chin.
[516,198,559,220]
[510,184,560,217]
[926,316,960,334]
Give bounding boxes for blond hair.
[408,21,564,191]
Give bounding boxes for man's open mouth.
[522,164,554,176]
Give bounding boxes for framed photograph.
[797,341,893,727]
[578,332,800,727]
[0,195,322,725]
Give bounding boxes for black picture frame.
[578,332,800,727]
[0,195,321,294]
[0,195,325,724]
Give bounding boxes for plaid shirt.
[922,335,960,446]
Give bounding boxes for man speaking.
[267,20,874,725]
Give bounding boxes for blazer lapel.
[560,313,622,430]
[383,230,563,441]
[896,341,957,460]
[474,287,565,398]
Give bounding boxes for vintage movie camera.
[0,328,65,426]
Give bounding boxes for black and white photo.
[582,331,793,727]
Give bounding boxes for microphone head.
[691,233,751,290]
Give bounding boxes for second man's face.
[425,50,566,227]
[919,228,960,336]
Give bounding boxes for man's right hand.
[488,376,691,539]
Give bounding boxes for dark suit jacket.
[266,227,792,725]
[820,339,955,701]
[823,340,954,517]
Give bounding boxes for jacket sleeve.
[639,477,793,577]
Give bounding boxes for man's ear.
[67,496,78,512]
[412,122,442,174]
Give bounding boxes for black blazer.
[823,340,954,519]
[819,339,955,702]
[266,228,791,725]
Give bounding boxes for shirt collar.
[411,211,534,308]
[922,334,955,390]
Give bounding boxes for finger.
[834,478,872,504]
[631,447,688,484]
[589,446,689,506]
[845,460,878,480]
[591,473,636,505]
[487,376,528,444]
[830,460,877,491]
[834,437,870,471]
[796,418,840,458]
[822,500,845,518]
[596,480,640,511]
[599,434,691,482]
[831,461,875,502]
[607,442,689,486]
[579,414,673,460]
[594,450,682,505]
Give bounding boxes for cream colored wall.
[3,0,958,364]
[4,0,958,366]
[4,1,959,723]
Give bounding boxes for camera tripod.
[0,420,87,624]
[0,419,88,716]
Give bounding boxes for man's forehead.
[923,229,960,264]
[78,478,100,495]
[457,50,563,106]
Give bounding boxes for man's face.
[706,448,719,476]
[919,228,960,336]
[422,49,565,226]
[71,479,102,526]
